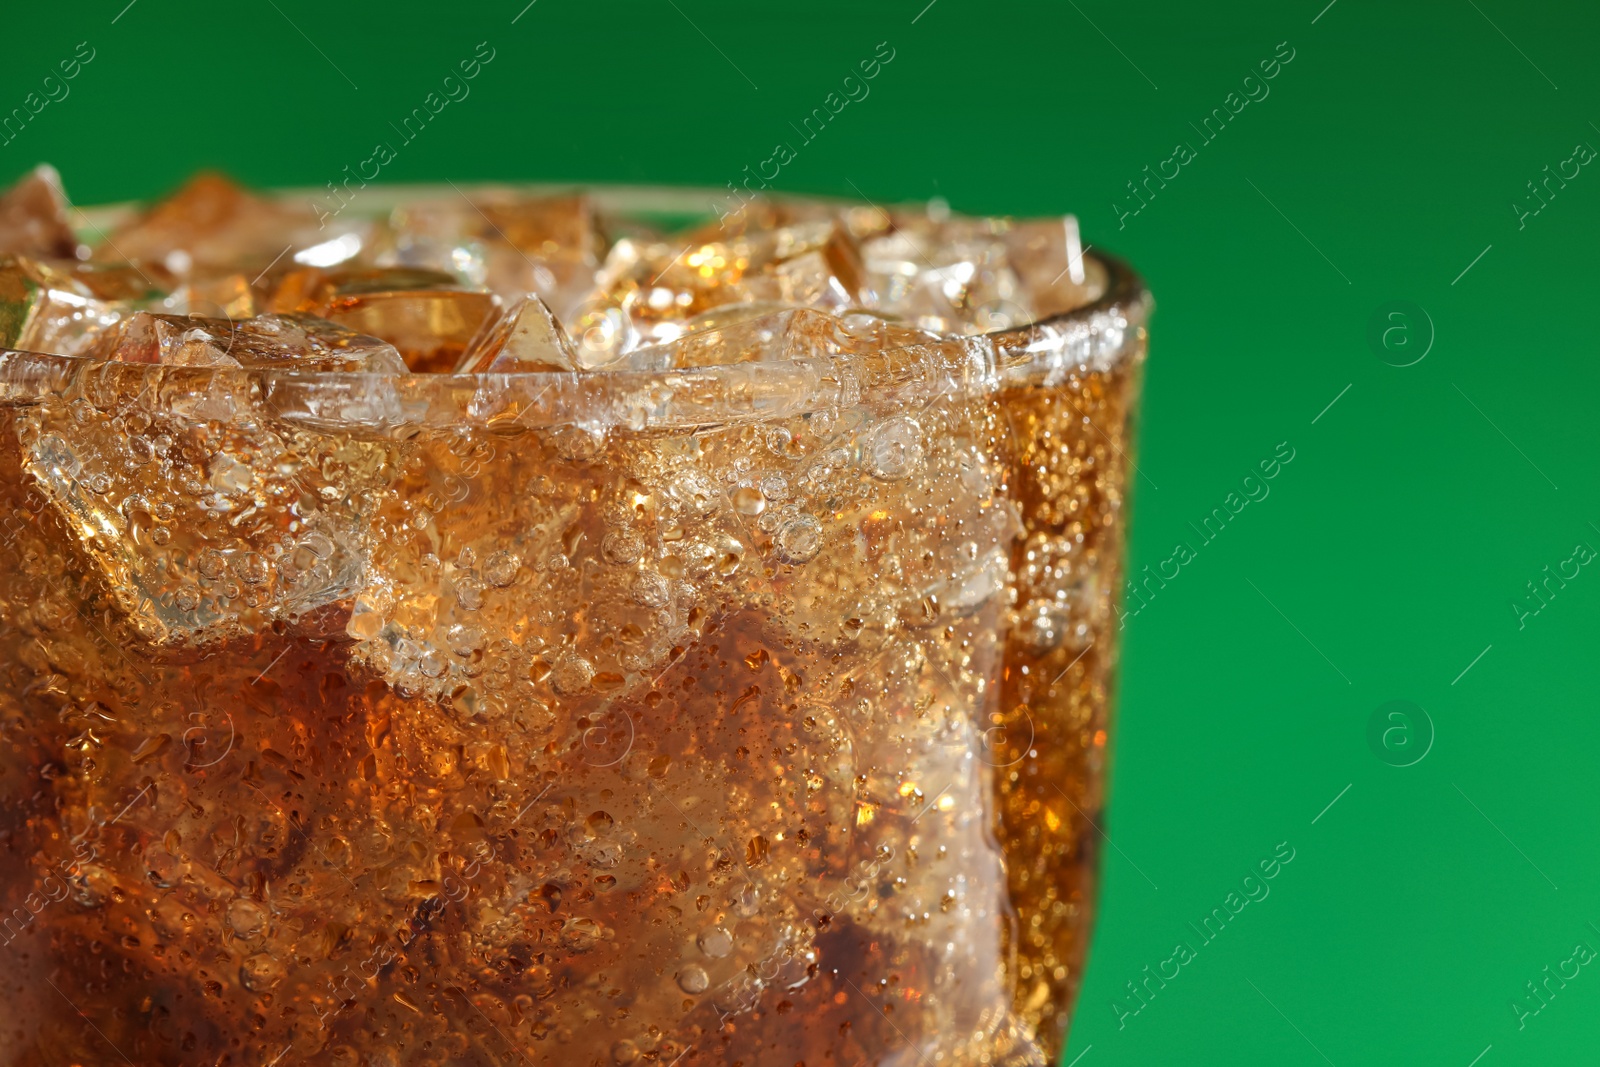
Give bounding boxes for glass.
[0,185,1148,1067]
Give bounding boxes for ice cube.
[97,311,408,373]
[727,224,867,310]
[270,265,497,372]
[574,217,872,364]
[619,304,939,370]
[0,164,80,259]
[97,172,366,278]
[380,191,604,318]
[456,294,578,373]
[862,218,1030,335]
[169,269,260,319]
[0,255,168,357]
[1002,214,1105,318]
[13,384,401,647]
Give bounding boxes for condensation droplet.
[227,899,266,938]
[677,964,710,994]
[733,882,761,917]
[697,926,734,958]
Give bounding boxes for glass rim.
[0,183,1152,433]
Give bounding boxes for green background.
[9,1,1600,1063]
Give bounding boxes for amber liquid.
[0,346,1140,1067]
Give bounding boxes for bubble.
[234,551,270,586]
[198,549,227,580]
[677,964,710,994]
[602,531,645,565]
[697,926,734,958]
[484,551,521,587]
[612,1040,641,1065]
[573,305,636,368]
[775,514,822,564]
[633,572,671,608]
[670,470,717,516]
[445,624,483,657]
[869,417,924,480]
[551,655,595,696]
[418,648,447,678]
[759,474,790,502]
[713,973,762,1016]
[974,299,1029,332]
[715,535,746,577]
[456,576,485,611]
[586,841,624,868]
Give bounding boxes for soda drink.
[0,169,1148,1066]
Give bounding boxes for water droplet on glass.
[697,926,734,958]
[677,964,710,994]
[227,899,266,938]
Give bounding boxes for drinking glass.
[0,186,1149,1067]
